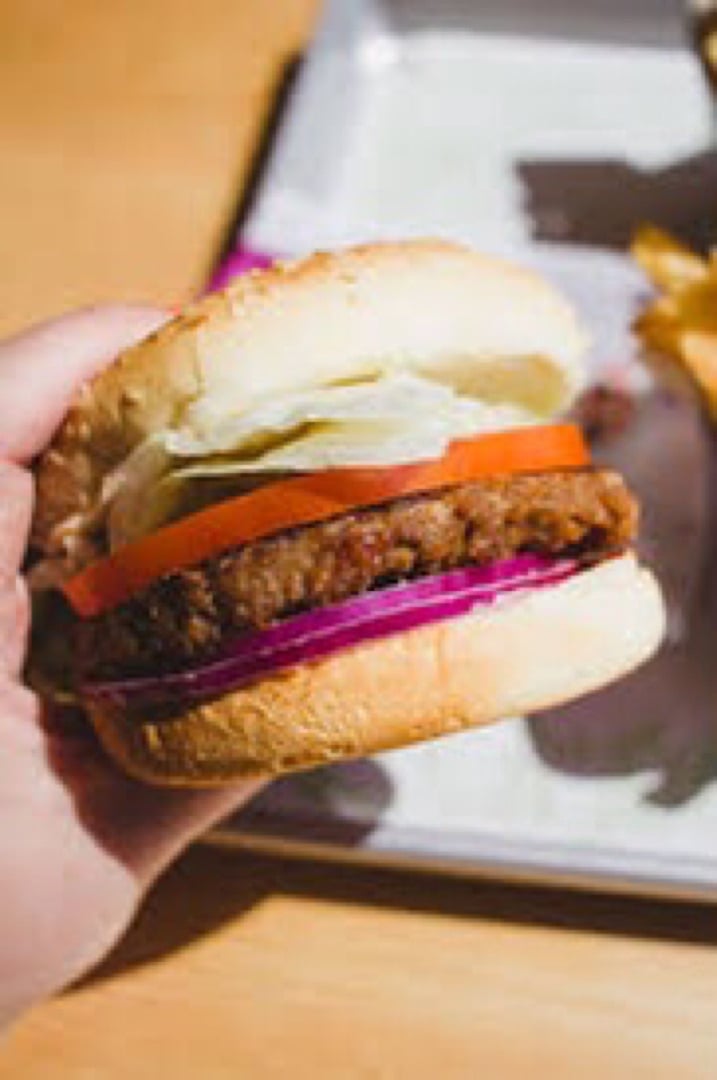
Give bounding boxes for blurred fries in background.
[632,225,717,419]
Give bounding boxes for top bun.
[33,240,587,553]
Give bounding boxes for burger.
[30,240,665,785]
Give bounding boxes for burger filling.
[78,467,635,683]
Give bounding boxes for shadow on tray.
[229,756,395,845]
[528,630,717,808]
[516,149,717,250]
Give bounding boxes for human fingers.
[0,306,167,462]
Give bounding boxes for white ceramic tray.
[211,0,717,900]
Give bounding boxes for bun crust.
[33,240,586,554]
[85,555,664,787]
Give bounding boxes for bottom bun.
[87,554,664,786]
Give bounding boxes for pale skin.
[0,308,263,1028]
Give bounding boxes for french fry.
[631,227,717,420]
[632,225,707,291]
[682,332,717,418]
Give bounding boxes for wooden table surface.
[1,3,716,1076]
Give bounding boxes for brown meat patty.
[79,468,636,681]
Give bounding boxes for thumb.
[0,306,168,463]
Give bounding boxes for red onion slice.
[83,556,576,710]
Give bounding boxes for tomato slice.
[63,423,589,617]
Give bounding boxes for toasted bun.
[84,555,664,787]
[33,239,586,556]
